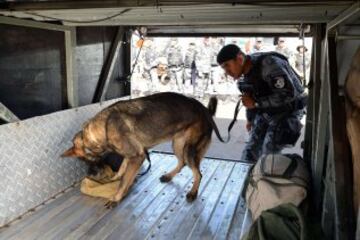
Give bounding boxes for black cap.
[217,44,241,64]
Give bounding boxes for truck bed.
[0,153,250,240]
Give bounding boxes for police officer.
[196,37,213,95]
[209,37,223,93]
[294,44,310,84]
[142,38,158,92]
[217,44,307,162]
[167,38,184,92]
[251,37,266,53]
[275,37,293,59]
[184,42,197,90]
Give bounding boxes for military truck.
[0,1,359,239]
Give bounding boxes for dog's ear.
[61,147,77,158]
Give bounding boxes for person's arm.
[246,108,257,122]
[245,108,257,132]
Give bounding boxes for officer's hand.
[246,121,252,132]
[241,95,256,109]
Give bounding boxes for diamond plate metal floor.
[0,153,250,240]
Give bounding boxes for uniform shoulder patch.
[273,76,286,88]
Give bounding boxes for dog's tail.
[205,96,229,143]
[207,96,218,116]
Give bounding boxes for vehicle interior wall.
[308,23,359,239]
[0,24,66,119]
[336,24,360,238]
[0,24,128,121]
[336,25,360,86]
[76,26,129,106]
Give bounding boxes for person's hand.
[241,94,256,109]
[246,121,252,132]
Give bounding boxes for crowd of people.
[131,36,311,98]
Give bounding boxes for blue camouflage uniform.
[238,52,307,162]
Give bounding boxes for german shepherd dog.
[62,92,219,207]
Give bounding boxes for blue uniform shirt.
[241,52,305,121]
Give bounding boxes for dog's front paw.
[104,200,118,209]
[186,191,198,202]
[160,175,172,183]
[104,196,120,209]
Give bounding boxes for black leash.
[209,97,242,143]
[227,98,242,138]
[137,150,152,177]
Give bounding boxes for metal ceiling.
[0,2,356,26]
[146,24,311,36]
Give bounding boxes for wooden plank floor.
[0,153,250,240]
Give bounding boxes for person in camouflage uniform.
[184,42,197,90]
[209,37,224,93]
[294,44,311,85]
[251,37,266,53]
[167,38,184,92]
[217,44,307,162]
[142,38,158,92]
[196,37,213,95]
[274,37,293,59]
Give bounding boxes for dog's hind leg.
[160,134,186,183]
[185,135,211,202]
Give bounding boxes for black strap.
[137,150,152,177]
[282,155,299,178]
[260,154,299,179]
[209,98,242,143]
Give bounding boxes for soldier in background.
[142,38,158,92]
[251,37,266,53]
[275,37,293,59]
[209,37,224,93]
[184,42,197,91]
[196,37,213,95]
[167,38,184,92]
[294,44,310,85]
